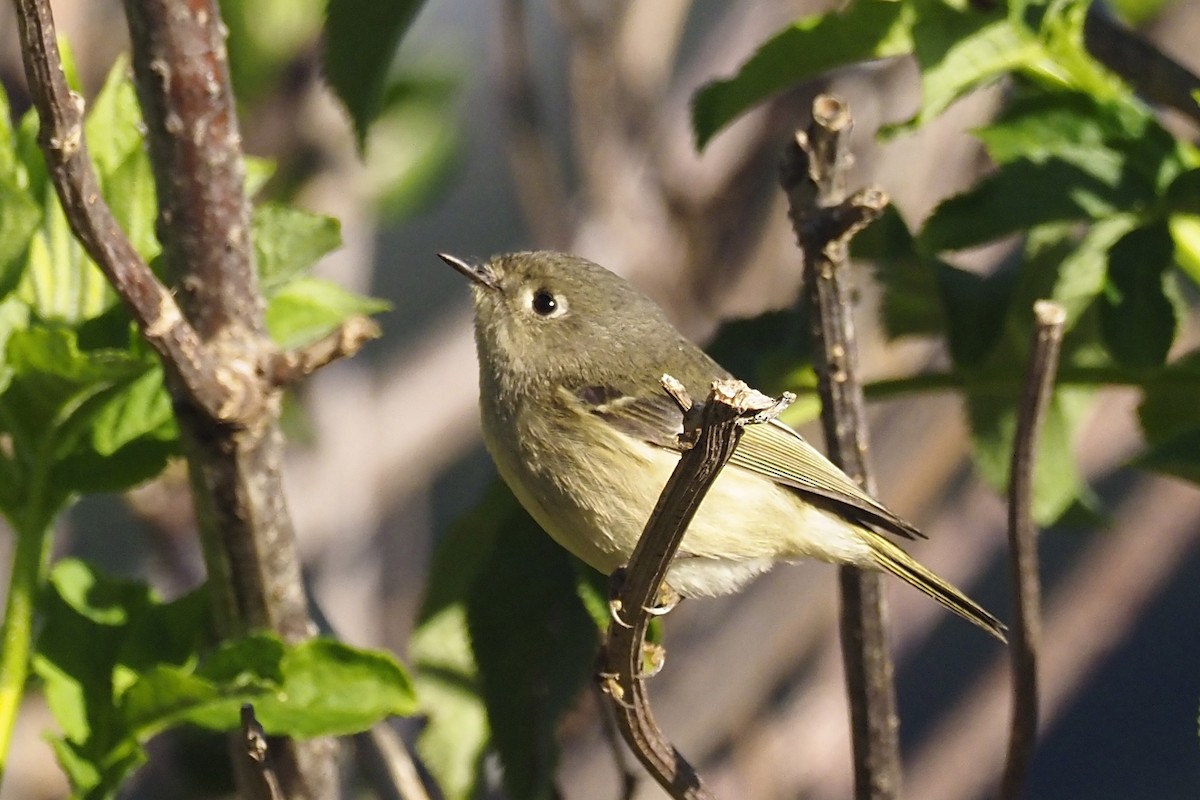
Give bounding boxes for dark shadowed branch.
[1001,300,1065,799]
[240,705,285,800]
[1083,5,1200,127]
[778,94,895,800]
[597,377,792,800]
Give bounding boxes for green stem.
[0,463,53,783]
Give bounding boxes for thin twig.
[1000,300,1065,798]
[597,377,792,800]
[11,0,232,423]
[779,94,896,800]
[241,705,285,800]
[264,316,382,387]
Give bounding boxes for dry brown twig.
[1001,300,1066,798]
[597,376,793,800]
[779,95,895,800]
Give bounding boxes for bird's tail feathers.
[864,532,1007,642]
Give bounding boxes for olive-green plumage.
[442,250,1005,641]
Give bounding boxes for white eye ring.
[529,288,568,318]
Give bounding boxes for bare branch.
[779,94,897,800]
[352,725,433,800]
[1084,5,1200,127]
[264,316,382,387]
[240,704,286,800]
[597,377,792,800]
[11,0,231,422]
[1001,300,1065,798]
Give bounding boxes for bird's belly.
[483,413,874,598]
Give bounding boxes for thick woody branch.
[11,0,229,422]
[779,94,896,800]
[1000,300,1065,799]
[123,0,264,343]
[598,377,792,800]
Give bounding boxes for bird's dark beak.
[438,252,499,290]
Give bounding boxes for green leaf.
[51,365,178,493]
[250,639,417,737]
[412,606,487,800]
[1098,222,1179,368]
[323,0,427,147]
[858,206,944,339]
[0,326,175,504]
[265,276,389,348]
[921,157,1139,253]
[891,1,1039,134]
[466,502,599,800]
[104,146,159,263]
[965,379,1097,524]
[691,0,915,150]
[411,483,510,800]
[85,56,145,180]
[0,84,16,179]
[18,186,113,322]
[253,203,343,293]
[0,175,41,300]
[1043,215,1140,328]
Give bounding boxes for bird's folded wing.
[569,384,922,541]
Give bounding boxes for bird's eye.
[531,289,561,316]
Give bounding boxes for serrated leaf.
[890,1,1039,134]
[925,156,1147,253]
[323,0,427,146]
[1098,222,1178,368]
[858,206,945,339]
[466,510,598,800]
[691,0,915,150]
[265,276,389,348]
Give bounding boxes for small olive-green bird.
[442,250,1005,641]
